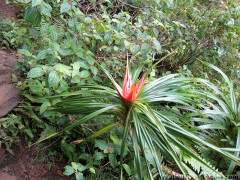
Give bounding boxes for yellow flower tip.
[71,139,85,144]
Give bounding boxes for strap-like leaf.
[72,123,122,144]
[119,106,133,180]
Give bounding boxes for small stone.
[0,66,10,75]
[0,49,20,118]
[0,84,21,118]
[4,56,17,68]
[0,74,12,85]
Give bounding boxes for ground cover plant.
[1,0,240,179]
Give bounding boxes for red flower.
[113,62,146,102]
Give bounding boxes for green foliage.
[1,0,240,179]
[0,20,19,49]
[0,114,34,154]
[60,125,126,178]
[25,6,41,26]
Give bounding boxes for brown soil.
[0,0,17,21]
[0,141,68,180]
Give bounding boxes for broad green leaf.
[95,140,108,150]
[110,135,121,146]
[124,40,131,48]
[77,163,86,172]
[32,0,42,7]
[62,143,74,161]
[80,70,90,78]
[36,50,47,60]
[50,30,58,41]
[141,43,151,55]
[59,49,72,56]
[48,71,60,87]
[29,80,43,93]
[76,24,82,34]
[104,32,112,42]
[60,2,71,13]
[29,27,40,37]
[28,67,44,78]
[89,168,95,174]
[60,80,69,91]
[76,172,84,180]
[93,76,102,82]
[63,165,74,176]
[93,34,103,41]
[68,19,75,27]
[76,50,83,57]
[130,45,140,55]
[90,66,98,76]
[54,51,61,60]
[72,62,81,71]
[153,39,162,53]
[40,102,51,115]
[25,6,41,26]
[152,28,159,37]
[18,49,31,56]
[39,2,52,17]
[86,56,95,65]
[123,164,131,176]
[55,64,71,76]
[94,151,104,160]
[85,17,92,23]
[71,162,78,171]
[109,154,117,168]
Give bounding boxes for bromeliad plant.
[112,61,146,102]
[181,62,240,175]
[44,58,240,179]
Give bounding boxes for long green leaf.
[119,106,133,180]
[135,102,189,179]
[72,123,122,144]
[227,127,240,175]
[34,106,117,145]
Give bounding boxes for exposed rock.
[0,74,12,85]
[0,50,21,118]
[0,65,10,75]
[0,84,21,117]
[5,56,18,68]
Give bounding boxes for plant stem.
[119,105,133,180]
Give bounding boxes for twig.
[38,136,62,152]
[119,0,147,9]
[99,162,110,171]
[81,124,95,133]
[162,166,193,180]
[52,17,80,46]
[82,123,102,126]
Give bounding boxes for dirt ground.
[0,0,17,21]
[0,141,67,180]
